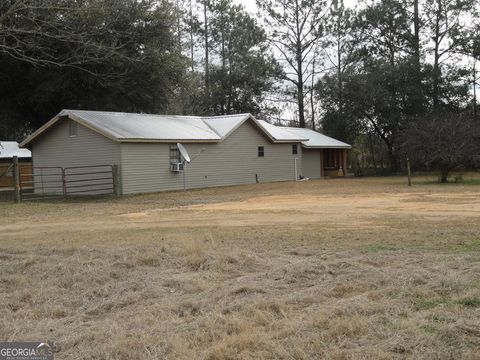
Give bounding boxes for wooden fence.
[0,162,32,188]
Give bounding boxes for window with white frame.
[258,146,264,157]
[170,144,181,164]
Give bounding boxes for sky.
[235,0,257,13]
[235,0,360,14]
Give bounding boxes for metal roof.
[20,110,350,149]
[256,120,309,142]
[0,141,31,158]
[21,110,272,146]
[285,127,351,148]
[63,110,229,141]
[256,120,351,148]
[202,115,250,137]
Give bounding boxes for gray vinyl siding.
[31,119,120,195]
[32,119,120,168]
[302,149,321,179]
[120,120,302,194]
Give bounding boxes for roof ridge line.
[64,109,206,120]
[65,109,252,121]
[203,113,253,140]
[201,119,222,138]
[200,113,251,120]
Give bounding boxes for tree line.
[1,0,479,181]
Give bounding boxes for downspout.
[294,157,298,181]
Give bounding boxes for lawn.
[0,175,479,359]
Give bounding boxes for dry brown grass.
[1,175,480,359]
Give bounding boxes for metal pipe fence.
[18,165,116,201]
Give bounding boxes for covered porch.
[285,127,352,180]
[301,147,350,179]
[321,148,348,177]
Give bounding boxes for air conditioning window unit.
[171,162,184,172]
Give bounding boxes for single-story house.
[0,141,32,188]
[20,110,351,195]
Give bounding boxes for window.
[292,144,298,155]
[170,144,181,164]
[258,146,264,157]
[69,120,77,137]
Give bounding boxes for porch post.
[12,156,21,203]
[335,149,343,176]
[320,150,324,177]
[342,149,348,176]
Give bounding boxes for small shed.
[0,141,31,162]
[0,141,32,188]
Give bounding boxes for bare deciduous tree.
[401,113,480,182]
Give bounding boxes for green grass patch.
[451,239,480,252]
[420,324,438,334]
[456,297,480,308]
[405,292,480,310]
[410,172,480,186]
[413,296,451,311]
[460,179,480,185]
[393,289,453,311]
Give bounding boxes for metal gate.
[19,165,115,201]
[19,166,63,201]
[64,165,114,196]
